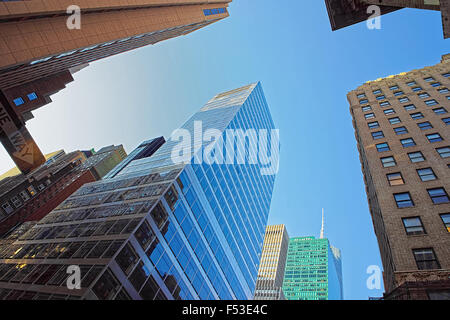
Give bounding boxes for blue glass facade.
[107,82,277,299]
[0,82,277,300]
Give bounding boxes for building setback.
[254,224,289,300]
[0,0,231,174]
[0,145,127,237]
[0,82,277,300]
[324,0,449,39]
[282,236,343,300]
[348,55,450,299]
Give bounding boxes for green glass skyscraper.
[282,235,343,300]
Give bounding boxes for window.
[413,248,440,270]
[56,50,77,58]
[116,243,139,275]
[431,82,441,88]
[417,168,437,181]
[203,8,227,16]
[404,104,416,111]
[412,87,423,92]
[379,101,390,107]
[427,188,449,204]
[376,142,390,152]
[13,97,24,106]
[19,190,30,201]
[365,113,375,120]
[440,214,450,232]
[384,108,395,115]
[408,151,425,163]
[417,122,433,130]
[360,99,369,105]
[27,92,37,101]
[406,81,416,86]
[401,138,416,148]
[425,99,438,106]
[410,112,424,120]
[381,156,396,168]
[1,202,13,215]
[368,121,379,129]
[426,133,443,143]
[394,91,404,96]
[10,196,22,208]
[376,95,386,101]
[394,126,408,135]
[402,217,426,235]
[418,92,430,98]
[357,93,366,99]
[389,85,399,90]
[438,88,449,94]
[371,131,384,140]
[362,105,372,112]
[436,147,450,158]
[398,97,409,103]
[387,172,404,186]
[433,107,447,114]
[394,192,414,208]
[442,117,450,125]
[373,89,382,95]
[424,77,434,82]
[389,117,401,124]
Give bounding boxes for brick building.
[0,145,127,237]
[0,0,231,173]
[348,55,450,299]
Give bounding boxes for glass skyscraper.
[0,82,278,300]
[282,237,343,300]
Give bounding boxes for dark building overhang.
[324,0,401,31]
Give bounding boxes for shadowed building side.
[324,0,448,39]
[0,0,232,174]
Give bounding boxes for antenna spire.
[320,208,325,239]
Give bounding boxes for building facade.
[0,0,231,174]
[282,237,343,300]
[104,137,165,180]
[324,0,449,39]
[348,55,450,299]
[254,224,289,300]
[0,82,278,300]
[0,145,127,237]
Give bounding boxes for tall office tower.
[348,55,450,300]
[282,236,343,300]
[0,145,127,237]
[254,224,289,300]
[104,137,165,180]
[0,82,278,300]
[324,0,449,39]
[0,0,231,174]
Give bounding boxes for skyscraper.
[282,237,343,300]
[0,82,278,300]
[348,55,449,299]
[282,214,343,300]
[0,145,127,237]
[254,224,289,300]
[324,0,449,39]
[0,0,232,173]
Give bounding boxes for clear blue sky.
[1,1,448,299]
